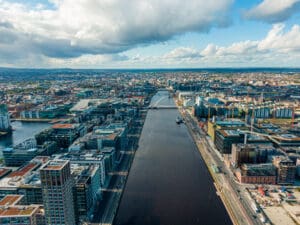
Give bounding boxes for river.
[114,91,232,225]
[0,121,50,152]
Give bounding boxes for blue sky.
[0,0,300,68]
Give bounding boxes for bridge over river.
[148,94,177,109]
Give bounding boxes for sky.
[0,0,300,68]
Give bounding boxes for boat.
[176,116,183,124]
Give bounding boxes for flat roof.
[219,129,241,137]
[0,195,39,218]
[70,99,105,112]
[8,163,39,178]
[41,160,68,171]
[0,168,11,178]
[0,195,23,206]
[52,123,75,129]
[216,121,245,126]
[0,206,38,217]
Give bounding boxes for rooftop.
[52,123,76,129]
[8,163,39,178]
[0,195,40,218]
[0,195,23,206]
[41,160,68,171]
[216,120,245,126]
[219,129,242,137]
[70,99,105,112]
[0,168,11,178]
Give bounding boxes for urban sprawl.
[0,70,300,225]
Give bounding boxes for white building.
[0,104,11,131]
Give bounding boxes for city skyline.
[1,0,300,68]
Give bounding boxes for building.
[207,120,246,142]
[215,129,244,154]
[93,124,128,163]
[272,133,300,147]
[0,162,42,199]
[50,123,86,148]
[0,104,11,132]
[20,104,71,119]
[252,107,271,118]
[274,107,293,119]
[231,144,257,168]
[72,164,101,223]
[40,160,76,225]
[273,156,296,185]
[235,163,276,184]
[0,195,45,225]
[2,140,57,167]
[70,99,104,115]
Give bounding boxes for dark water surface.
[114,91,232,225]
[0,121,50,152]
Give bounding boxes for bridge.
[148,95,177,109]
[148,105,177,109]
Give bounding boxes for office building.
[215,129,244,154]
[40,160,76,225]
[231,144,257,168]
[2,140,56,167]
[72,164,101,223]
[0,104,11,131]
[207,120,246,142]
[0,195,45,225]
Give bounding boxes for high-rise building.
[40,160,76,225]
[0,104,11,131]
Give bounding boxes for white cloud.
[163,47,201,59]
[123,23,300,67]
[0,0,232,65]
[10,23,300,68]
[245,0,300,23]
[258,24,300,52]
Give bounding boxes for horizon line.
[1,66,300,71]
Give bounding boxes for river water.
[114,91,232,225]
[0,121,50,152]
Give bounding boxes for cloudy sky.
[0,0,300,68]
